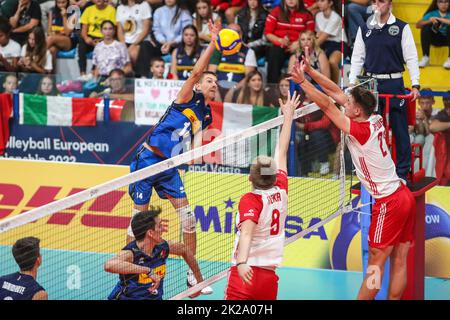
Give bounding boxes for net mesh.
[0,85,372,299]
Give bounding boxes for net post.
[103,94,110,123]
[13,89,20,122]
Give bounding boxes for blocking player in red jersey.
[224,91,302,300]
[289,47,416,300]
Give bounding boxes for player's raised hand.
[208,19,222,43]
[279,90,302,117]
[147,273,161,294]
[301,46,313,74]
[237,263,254,284]
[288,61,306,85]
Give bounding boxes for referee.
[349,0,420,181]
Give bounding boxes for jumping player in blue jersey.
[127,20,221,294]
[0,237,47,300]
[105,207,205,300]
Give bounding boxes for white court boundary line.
[0,103,320,233]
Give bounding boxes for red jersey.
[264,7,314,45]
[232,170,288,268]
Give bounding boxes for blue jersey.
[147,91,212,158]
[108,240,170,300]
[360,19,408,74]
[176,46,203,80]
[0,272,45,300]
[216,46,249,83]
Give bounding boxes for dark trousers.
[376,78,411,180]
[135,40,162,78]
[78,37,96,74]
[421,24,450,57]
[297,129,335,176]
[266,45,291,84]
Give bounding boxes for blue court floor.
[196,267,450,300]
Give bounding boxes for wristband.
[236,262,246,267]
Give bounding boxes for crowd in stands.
[0,0,449,180]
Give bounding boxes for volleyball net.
[0,81,381,299]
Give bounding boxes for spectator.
[430,92,450,185]
[46,0,79,66]
[18,26,52,73]
[416,0,450,69]
[264,0,314,83]
[236,0,268,60]
[92,20,132,78]
[315,0,349,84]
[2,73,18,94]
[345,0,371,45]
[153,0,192,55]
[150,56,165,78]
[271,73,290,106]
[288,30,331,81]
[170,25,202,80]
[3,0,41,45]
[410,89,436,173]
[0,17,21,72]
[36,75,58,95]
[208,23,257,96]
[78,0,116,80]
[116,0,152,67]
[224,70,269,105]
[193,0,220,46]
[211,0,246,24]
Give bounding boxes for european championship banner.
[134,79,184,125]
[1,122,152,165]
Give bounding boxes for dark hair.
[37,76,58,95]
[194,0,213,32]
[109,68,125,77]
[52,0,70,21]
[237,70,265,105]
[279,0,308,22]
[150,56,164,67]
[101,20,116,33]
[120,0,144,5]
[131,207,162,241]
[200,70,217,81]
[0,17,12,35]
[350,86,377,117]
[425,0,449,14]
[12,237,40,271]
[443,90,450,103]
[26,26,47,68]
[245,0,265,20]
[179,25,200,59]
[170,0,189,26]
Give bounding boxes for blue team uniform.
[216,46,249,83]
[108,240,170,300]
[129,91,212,205]
[360,18,412,180]
[176,47,203,80]
[0,272,45,300]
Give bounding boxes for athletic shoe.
[418,56,429,68]
[443,57,450,69]
[187,270,213,296]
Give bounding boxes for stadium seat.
[257,57,266,67]
[162,54,172,63]
[57,48,77,59]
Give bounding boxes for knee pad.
[127,208,141,237]
[177,205,196,233]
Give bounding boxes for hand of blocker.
[146,272,161,295]
[279,90,302,117]
[300,46,313,74]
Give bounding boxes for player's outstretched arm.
[170,242,204,285]
[277,91,302,173]
[289,62,351,134]
[300,47,348,107]
[175,19,221,104]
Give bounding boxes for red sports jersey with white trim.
[231,170,288,268]
[346,114,402,198]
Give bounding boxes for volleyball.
[214,29,242,55]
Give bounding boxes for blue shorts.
[129,145,186,205]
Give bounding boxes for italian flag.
[19,94,124,126]
[204,102,280,166]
